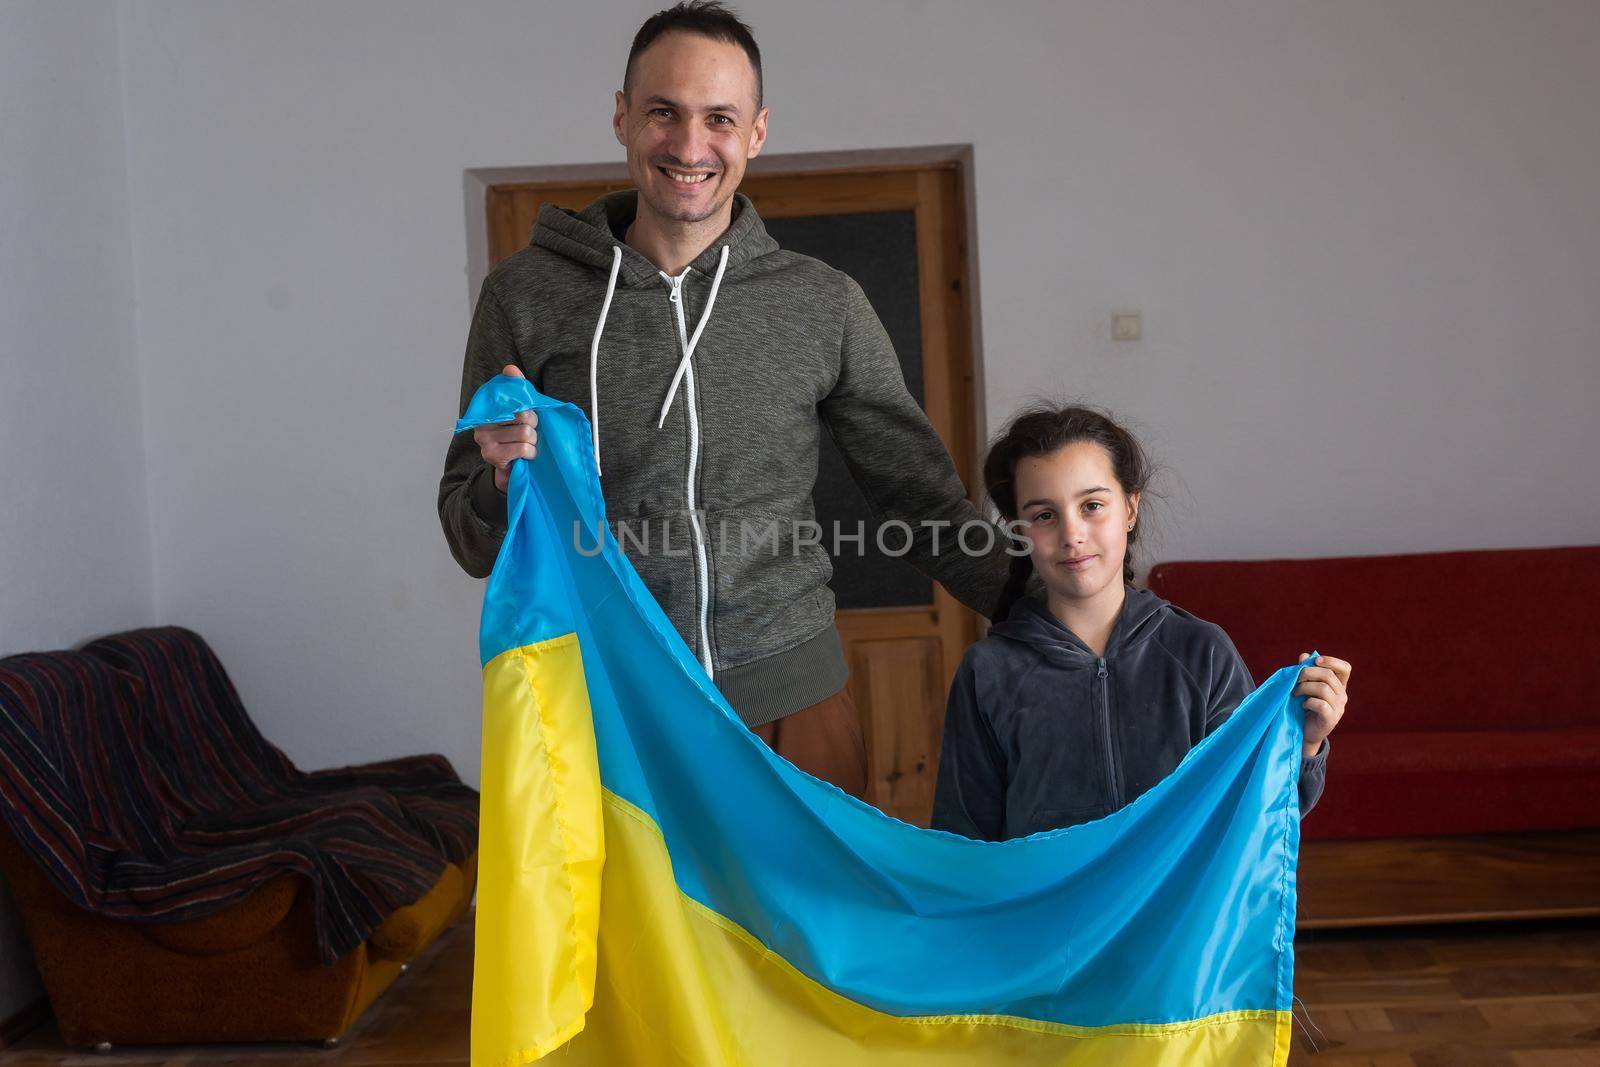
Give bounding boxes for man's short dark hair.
[625,1,764,109]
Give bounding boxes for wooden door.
[483,161,982,826]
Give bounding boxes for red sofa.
[1147,545,1600,840]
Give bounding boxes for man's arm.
[438,276,517,579]
[816,275,1010,618]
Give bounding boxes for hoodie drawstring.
[588,244,624,476]
[656,244,730,428]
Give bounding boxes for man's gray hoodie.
[439,191,1010,725]
[931,587,1329,841]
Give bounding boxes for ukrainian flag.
[456,376,1306,1067]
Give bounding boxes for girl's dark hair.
[985,404,1153,620]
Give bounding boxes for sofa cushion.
[1147,545,1598,734]
[367,859,466,962]
[1328,727,1600,776]
[1301,728,1600,838]
[137,873,300,956]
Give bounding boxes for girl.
[931,404,1349,841]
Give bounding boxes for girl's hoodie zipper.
[1097,656,1122,808]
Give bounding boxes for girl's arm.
[1202,630,1329,816]
[931,656,1009,841]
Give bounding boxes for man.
[438,1,1010,799]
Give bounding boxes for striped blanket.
[0,626,478,964]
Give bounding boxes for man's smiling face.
[614,31,768,227]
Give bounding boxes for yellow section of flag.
[472,635,603,1067]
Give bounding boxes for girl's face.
[1013,442,1140,604]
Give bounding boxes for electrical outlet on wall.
[1107,308,1145,342]
[1111,311,1141,342]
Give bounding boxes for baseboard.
[1298,829,1600,929]
[0,995,50,1049]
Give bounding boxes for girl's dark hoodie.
[931,586,1329,841]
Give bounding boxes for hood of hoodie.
[523,189,785,487]
[989,586,1171,663]
[531,189,780,286]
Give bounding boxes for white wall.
[1,0,153,1027]
[114,0,1600,793]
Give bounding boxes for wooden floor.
[1289,919,1600,1064]
[4,914,1599,1065]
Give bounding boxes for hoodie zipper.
[1097,657,1122,808]
[665,270,714,678]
